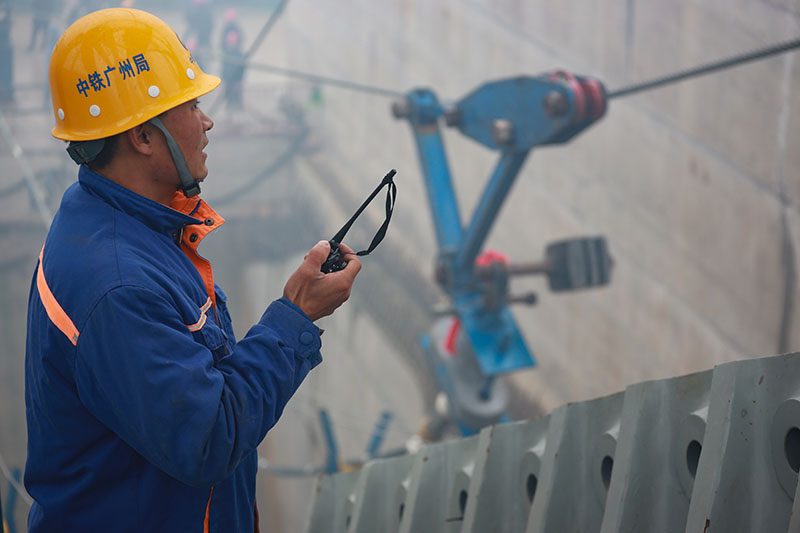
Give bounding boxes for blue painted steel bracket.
[455,76,575,151]
[401,86,539,377]
[400,73,605,377]
[396,71,608,432]
[455,294,535,374]
[454,150,530,277]
[404,89,463,250]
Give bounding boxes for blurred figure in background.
[0,0,12,104]
[220,8,245,112]
[184,0,213,70]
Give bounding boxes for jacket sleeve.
[73,285,322,487]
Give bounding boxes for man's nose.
[202,110,214,132]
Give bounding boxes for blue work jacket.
[25,166,322,532]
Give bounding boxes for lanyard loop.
[331,169,397,256]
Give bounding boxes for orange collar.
[169,190,225,307]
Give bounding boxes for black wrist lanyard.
[321,169,397,273]
[332,169,397,255]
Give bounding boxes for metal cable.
[206,0,406,112]
[247,61,404,97]
[206,50,405,99]
[608,38,800,99]
[211,39,800,102]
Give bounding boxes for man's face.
[160,98,214,183]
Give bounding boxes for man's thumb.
[306,240,331,266]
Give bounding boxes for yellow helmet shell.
[49,8,221,141]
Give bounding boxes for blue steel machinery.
[388,36,800,439]
[391,72,613,437]
[206,36,800,453]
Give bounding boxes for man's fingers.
[305,240,331,267]
[341,254,362,279]
[286,241,362,320]
[337,242,355,255]
[331,243,361,278]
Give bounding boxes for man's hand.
[283,241,362,321]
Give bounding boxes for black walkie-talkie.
[321,169,397,273]
[320,242,347,274]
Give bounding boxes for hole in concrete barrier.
[601,455,613,490]
[526,474,538,504]
[398,503,405,522]
[345,514,351,528]
[686,440,702,478]
[459,490,468,516]
[785,427,800,473]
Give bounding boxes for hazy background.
[1,0,798,530]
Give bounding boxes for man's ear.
[126,123,156,155]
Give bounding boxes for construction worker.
[24,8,360,532]
[220,8,246,112]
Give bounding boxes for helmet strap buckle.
[66,139,106,165]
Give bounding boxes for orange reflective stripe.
[186,297,212,332]
[186,314,207,333]
[204,486,214,533]
[36,246,80,346]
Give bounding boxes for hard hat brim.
[52,73,221,142]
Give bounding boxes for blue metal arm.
[394,71,608,434]
[401,89,463,250]
[455,150,530,278]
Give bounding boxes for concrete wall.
[262,0,800,408]
[231,1,800,527]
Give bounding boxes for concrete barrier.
[601,369,713,532]
[462,416,550,533]
[304,352,800,532]
[526,391,624,532]
[349,454,415,533]
[305,469,362,533]
[686,353,800,532]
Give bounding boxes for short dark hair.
[87,133,121,171]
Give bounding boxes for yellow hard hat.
[49,8,220,141]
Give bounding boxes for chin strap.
[148,116,201,198]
